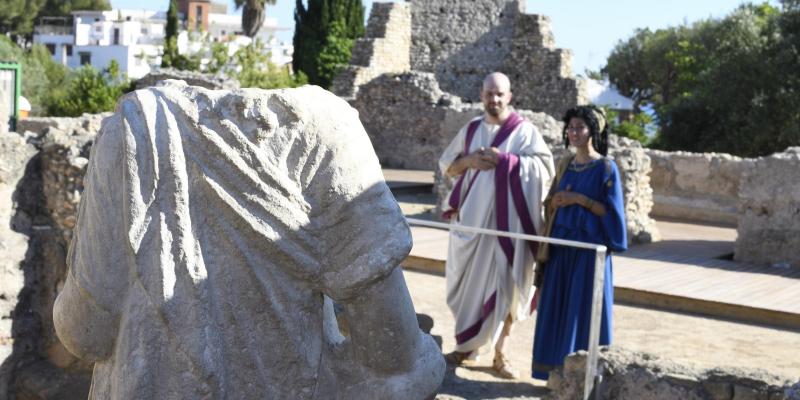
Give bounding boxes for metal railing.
[406,217,607,400]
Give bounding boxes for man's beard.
[485,105,503,117]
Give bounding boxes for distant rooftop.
[584,79,634,111]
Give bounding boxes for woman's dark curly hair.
[561,105,609,156]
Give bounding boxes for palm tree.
[235,0,277,38]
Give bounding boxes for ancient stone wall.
[353,71,563,171]
[735,147,800,268]
[0,116,102,399]
[0,132,36,397]
[647,149,746,226]
[407,0,586,118]
[352,72,658,243]
[332,2,411,99]
[547,347,798,400]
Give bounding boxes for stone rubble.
[547,347,797,400]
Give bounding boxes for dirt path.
[403,269,800,400]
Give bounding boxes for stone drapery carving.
[53,82,444,399]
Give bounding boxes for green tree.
[205,42,229,74]
[0,0,109,42]
[603,3,800,157]
[48,60,128,117]
[231,40,306,89]
[0,36,68,116]
[293,0,364,88]
[603,107,651,145]
[38,0,111,17]
[235,0,277,38]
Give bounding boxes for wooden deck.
[401,220,800,331]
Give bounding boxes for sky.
[110,0,782,75]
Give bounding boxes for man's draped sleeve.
[438,123,469,175]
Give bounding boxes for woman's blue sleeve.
[601,160,628,252]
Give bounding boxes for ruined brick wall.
[735,147,800,268]
[646,150,746,226]
[407,0,586,118]
[332,2,411,99]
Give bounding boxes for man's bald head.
[482,72,511,93]
[480,72,513,121]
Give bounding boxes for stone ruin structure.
[334,0,586,118]
[735,148,800,268]
[334,0,658,244]
[647,147,800,268]
[547,347,799,400]
[1,85,446,398]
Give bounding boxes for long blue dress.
[531,157,627,380]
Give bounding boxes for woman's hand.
[551,185,584,208]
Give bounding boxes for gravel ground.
[395,193,800,399]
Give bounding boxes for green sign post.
[0,62,22,132]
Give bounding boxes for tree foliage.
[0,0,109,41]
[234,0,277,37]
[160,0,201,70]
[230,40,307,89]
[603,3,800,157]
[293,0,364,88]
[47,60,129,117]
[0,36,68,116]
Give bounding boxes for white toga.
[439,116,554,355]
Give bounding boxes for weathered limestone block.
[647,149,747,226]
[134,67,239,90]
[546,347,795,400]
[52,82,445,399]
[353,71,563,172]
[407,0,585,118]
[333,2,411,99]
[736,147,800,268]
[607,136,659,244]
[0,131,37,391]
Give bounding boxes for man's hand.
[446,147,501,177]
[467,147,501,170]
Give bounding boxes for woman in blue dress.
[531,105,627,380]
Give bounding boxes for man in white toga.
[439,72,554,378]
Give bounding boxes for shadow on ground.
[436,365,549,399]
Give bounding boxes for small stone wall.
[547,347,798,400]
[647,149,747,226]
[735,147,800,268]
[332,2,411,99]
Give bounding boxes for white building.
[34,10,166,79]
[584,78,635,121]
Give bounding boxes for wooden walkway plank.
[403,219,800,330]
